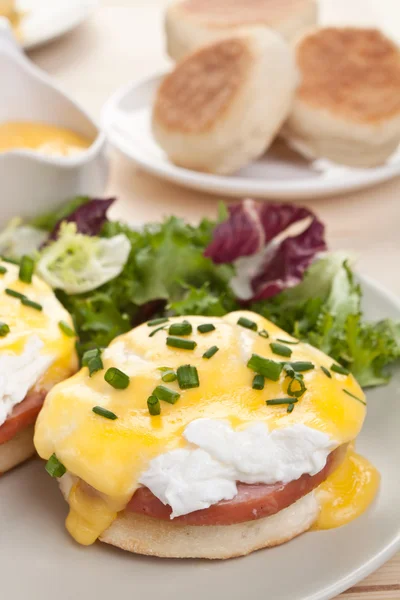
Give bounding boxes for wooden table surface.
[28,1,400,597]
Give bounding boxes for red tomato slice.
[127,445,346,526]
[0,390,45,445]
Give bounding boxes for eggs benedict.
[0,258,77,474]
[34,311,379,559]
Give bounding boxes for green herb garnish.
[168,321,192,336]
[153,385,180,404]
[104,367,130,389]
[197,323,216,334]
[284,361,314,372]
[237,317,257,331]
[203,345,219,359]
[0,265,7,274]
[252,374,265,390]
[287,376,306,398]
[21,297,42,311]
[177,364,200,389]
[331,364,350,375]
[0,321,10,337]
[148,317,169,327]
[276,338,299,345]
[82,348,103,376]
[343,389,366,405]
[270,342,292,358]
[5,288,25,299]
[149,325,167,338]
[166,337,197,350]
[92,406,118,420]
[287,403,295,413]
[266,398,298,406]
[45,453,66,478]
[321,366,332,378]
[247,354,283,381]
[258,329,269,338]
[147,395,161,415]
[58,320,76,337]
[19,255,35,284]
[161,369,177,383]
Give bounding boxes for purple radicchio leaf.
[204,199,327,301]
[49,198,116,240]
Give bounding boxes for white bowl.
[0,19,108,228]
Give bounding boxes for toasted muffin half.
[166,0,318,61]
[152,30,297,175]
[283,27,400,167]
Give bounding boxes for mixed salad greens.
[1,196,399,388]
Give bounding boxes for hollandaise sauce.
[0,121,92,157]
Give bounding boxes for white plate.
[1,274,400,600]
[17,0,98,51]
[102,74,400,200]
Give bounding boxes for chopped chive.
[92,406,118,420]
[321,366,332,378]
[104,367,130,389]
[88,356,103,376]
[331,364,350,375]
[343,389,366,406]
[177,364,200,389]
[287,376,306,398]
[287,403,295,413]
[284,361,314,372]
[168,321,192,336]
[252,374,265,390]
[266,398,299,406]
[276,338,299,345]
[153,385,180,404]
[270,342,292,358]
[161,370,177,383]
[5,288,25,299]
[258,329,269,338]
[18,255,34,284]
[0,265,7,274]
[82,348,103,377]
[21,297,42,311]
[82,348,104,377]
[45,453,66,478]
[166,336,197,350]
[247,354,283,381]
[197,323,216,334]
[0,321,10,337]
[148,317,169,327]
[58,320,75,337]
[147,395,161,416]
[237,317,257,331]
[203,345,219,359]
[1,256,19,265]
[82,348,101,365]
[149,325,166,338]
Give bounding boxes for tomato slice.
[0,390,45,445]
[127,445,347,526]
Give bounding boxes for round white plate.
[1,275,400,600]
[17,0,98,51]
[102,74,400,200]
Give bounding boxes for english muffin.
[152,30,297,175]
[166,0,318,61]
[284,27,400,167]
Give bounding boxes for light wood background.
[28,1,400,597]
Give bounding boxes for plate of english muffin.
[103,0,400,199]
